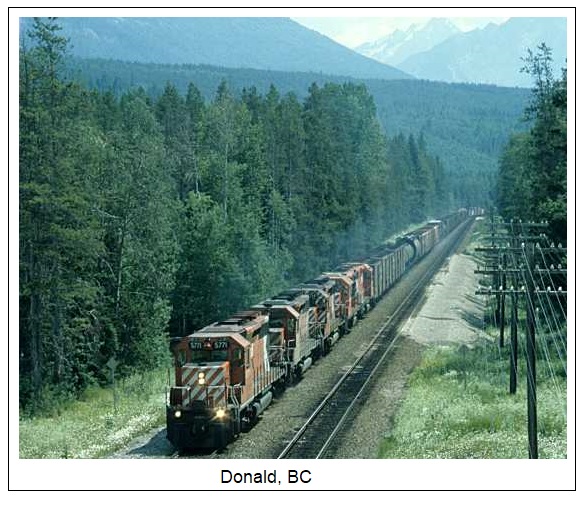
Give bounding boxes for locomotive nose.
[185,362,229,407]
[169,361,230,410]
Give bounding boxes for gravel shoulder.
[401,252,489,348]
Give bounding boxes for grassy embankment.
[19,369,169,458]
[379,220,567,459]
[378,341,567,458]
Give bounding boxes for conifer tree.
[497,44,566,242]
[20,18,107,406]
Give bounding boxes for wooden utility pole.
[510,284,519,395]
[509,223,518,394]
[491,212,501,327]
[499,252,507,348]
[524,243,538,459]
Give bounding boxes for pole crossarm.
[475,269,567,275]
[478,235,547,241]
[490,222,549,228]
[475,246,566,253]
[475,289,567,296]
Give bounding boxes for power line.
[473,214,567,459]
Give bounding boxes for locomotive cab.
[256,293,318,374]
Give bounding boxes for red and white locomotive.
[166,209,469,449]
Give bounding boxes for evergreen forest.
[19,18,453,413]
[67,57,530,209]
[496,43,567,243]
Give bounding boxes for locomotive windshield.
[190,349,228,363]
[183,338,231,363]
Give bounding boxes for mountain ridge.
[19,16,413,81]
[398,17,567,87]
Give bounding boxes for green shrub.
[19,368,169,459]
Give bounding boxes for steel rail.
[278,218,474,459]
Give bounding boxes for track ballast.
[276,218,474,459]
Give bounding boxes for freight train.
[166,209,473,450]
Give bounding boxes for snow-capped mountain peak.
[356,18,461,66]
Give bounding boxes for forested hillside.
[67,57,530,207]
[19,17,411,81]
[19,19,449,413]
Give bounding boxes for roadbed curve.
[110,222,478,459]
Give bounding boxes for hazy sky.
[292,17,508,48]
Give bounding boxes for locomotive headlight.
[215,407,226,419]
[174,410,182,419]
[198,372,206,385]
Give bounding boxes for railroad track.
[276,219,474,459]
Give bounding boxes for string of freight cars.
[165,208,480,451]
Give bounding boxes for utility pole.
[491,211,501,327]
[509,284,518,394]
[499,252,507,348]
[524,242,538,459]
[509,222,518,394]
